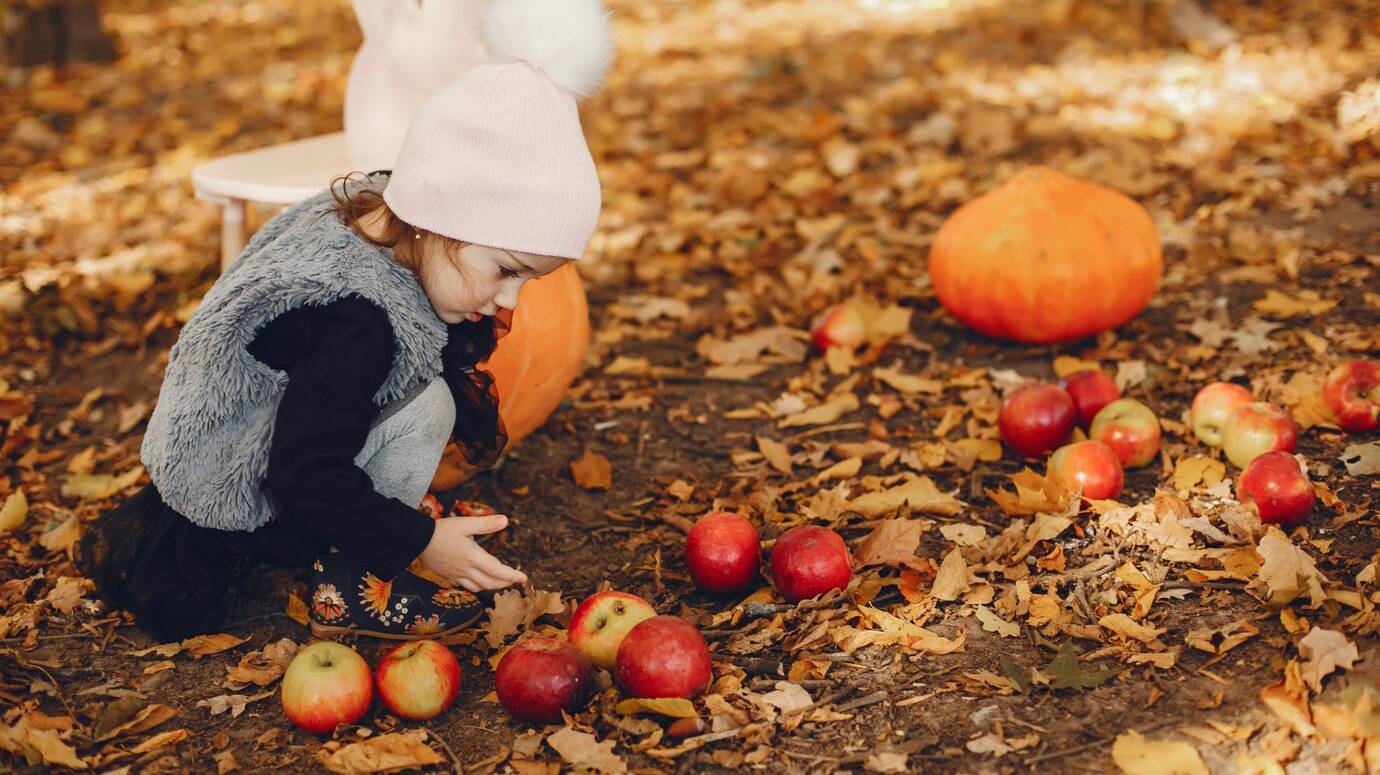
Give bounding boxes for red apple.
[614,616,712,700]
[495,638,595,724]
[770,525,852,603]
[281,641,373,734]
[999,383,1077,458]
[567,591,657,670]
[1089,398,1162,468]
[686,511,761,596]
[1324,360,1380,433]
[810,303,866,352]
[1047,440,1124,500]
[1238,451,1315,525]
[1191,382,1254,447]
[1059,370,1121,428]
[374,639,461,721]
[1222,402,1297,469]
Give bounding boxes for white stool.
[191,132,358,271]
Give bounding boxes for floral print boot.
[307,551,489,640]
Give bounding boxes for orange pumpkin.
[927,166,1162,344]
[484,261,589,445]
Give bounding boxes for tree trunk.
[3,0,117,68]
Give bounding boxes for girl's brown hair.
[328,172,467,275]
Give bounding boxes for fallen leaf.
[975,606,1020,637]
[1252,526,1329,608]
[316,729,445,774]
[0,714,88,769]
[197,691,276,719]
[571,449,612,490]
[130,728,188,754]
[864,749,910,772]
[931,547,971,602]
[0,490,27,532]
[226,639,298,686]
[855,519,925,566]
[778,393,860,428]
[1048,642,1115,690]
[759,681,813,715]
[213,748,240,774]
[1111,729,1208,775]
[1171,456,1226,492]
[95,703,176,741]
[849,476,964,517]
[1342,443,1380,476]
[62,465,144,500]
[285,593,310,626]
[756,436,792,474]
[547,727,628,774]
[1253,289,1337,318]
[939,523,986,546]
[1099,613,1166,643]
[614,698,697,718]
[873,367,943,395]
[1297,628,1359,692]
[38,514,81,553]
[966,732,1012,757]
[43,576,92,614]
[182,633,248,657]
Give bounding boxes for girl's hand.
[418,515,527,593]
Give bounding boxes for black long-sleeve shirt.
[129,295,502,580]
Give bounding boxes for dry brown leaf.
[854,519,925,567]
[756,436,792,474]
[1111,730,1208,775]
[182,633,249,657]
[62,465,144,501]
[197,691,275,719]
[873,366,943,395]
[0,490,27,532]
[1099,613,1166,643]
[226,638,298,686]
[38,514,81,553]
[778,393,860,428]
[975,606,1019,637]
[987,469,1071,517]
[285,593,310,626]
[316,730,445,775]
[213,748,240,775]
[1171,456,1226,492]
[130,728,188,754]
[95,703,176,741]
[849,476,963,517]
[1342,443,1380,476]
[547,727,628,774]
[1252,289,1337,318]
[1251,527,1329,608]
[615,698,697,718]
[571,449,613,490]
[43,576,92,614]
[0,714,89,769]
[1297,628,1359,692]
[696,326,808,365]
[931,547,971,602]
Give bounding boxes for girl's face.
[418,243,568,324]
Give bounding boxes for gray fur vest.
[141,175,448,531]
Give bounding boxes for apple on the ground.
[810,303,867,352]
[495,638,595,724]
[1323,360,1380,433]
[1059,370,1121,429]
[1089,398,1162,468]
[999,383,1077,458]
[1222,402,1297,469]
[567,591,656,670]
[614,616,713,700]
[1047,440,1124,500]
[686,511,761,596]
[281,641,373,734]
[1190,381,1254,447]
[374,639,461,721]
[770,525,852,603]
[1238,451,1315,525]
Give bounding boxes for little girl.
[78,0,614,642]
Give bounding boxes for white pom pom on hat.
[482,0,614,100]
[384,0,615,260]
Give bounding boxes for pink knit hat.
[384,0,614,260]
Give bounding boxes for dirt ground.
[3,0,1380,773]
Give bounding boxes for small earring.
[414,233,421,240]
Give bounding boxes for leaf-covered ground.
[2,0,1380,772]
